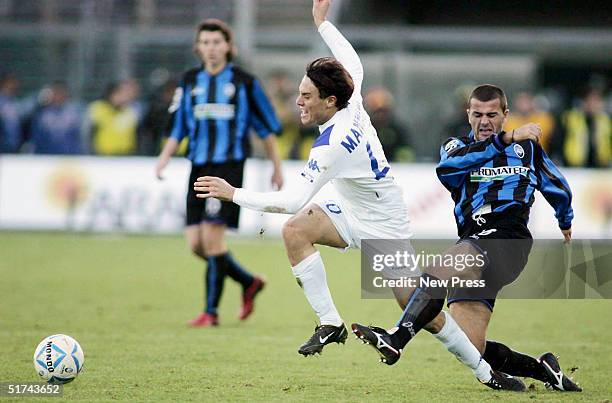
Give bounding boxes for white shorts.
[316,199,419,279]
[315,198,412,249]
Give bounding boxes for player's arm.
[313,0,363,94]
[155,83,187,179]
[155,138,179,180]
[262,135,283,189]
[248,79,284,189]
[250,111,283,189]
[534,143,573,242]
[193,143,339,214]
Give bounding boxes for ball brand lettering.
[45,342,54,372]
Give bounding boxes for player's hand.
[313,0,331,27]
[561,228,572,244]
[271,169,284,190]
[155,160,167,180]
[507,123,542,144]
[194,176,235,202]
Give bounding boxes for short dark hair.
[306,57,354,110]
[196,18,235,61]
[469,84,508,111]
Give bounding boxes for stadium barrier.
[0,155,610,239]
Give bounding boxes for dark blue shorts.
[186,161,244,228]
[447,215,533,311]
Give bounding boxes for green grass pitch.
[1,231,610,401]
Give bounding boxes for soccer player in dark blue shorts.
[353,84,582,392]
[156,19,283,327]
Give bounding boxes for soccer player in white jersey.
[194,0,525,391]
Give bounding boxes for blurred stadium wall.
[1,156,611,238]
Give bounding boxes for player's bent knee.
[190,243,205,258]
[281,219,295,241]
[282,216,309,244]
[185,233,205,258]
[199,223,227,256]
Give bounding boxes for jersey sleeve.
[534,143,574,229]
[318,21,364,99]
[247,78,282,138]
[249,113,275,140]
[232,140,343,214]
[436,134,506,189]
[168,80,188,142]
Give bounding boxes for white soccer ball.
[33,334,84,384]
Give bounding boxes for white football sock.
[291,251,343,327]
[433,311,492,382]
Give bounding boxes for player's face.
[467,98,508,141]
[195,30,230,69]
[296,75,334,126]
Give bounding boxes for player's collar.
[318,110,340,134]
[202,62,232,77]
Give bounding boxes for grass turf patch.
[1,231,610,401]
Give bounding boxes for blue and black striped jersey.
[437,131,573,235]
[169,63,282,165]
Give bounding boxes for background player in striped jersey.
[353,84,582,392]
[155,18,283,328]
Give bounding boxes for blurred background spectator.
[124,78,145,125]
[444,84,473,140]
[505,91,556,153]
[0,1,609,163]
[137,79,178,156]
[0,73,22,153]
[265,69,300,159]
[554,88,611,168]
[26,81,84,155]
[85,80,139,156]
[364,86,414,162]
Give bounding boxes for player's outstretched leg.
[354,310,527,391]
[431,310,526,391]
[483,341,582,392]
[298,324,348,356]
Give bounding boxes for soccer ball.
[33,334,84,384]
